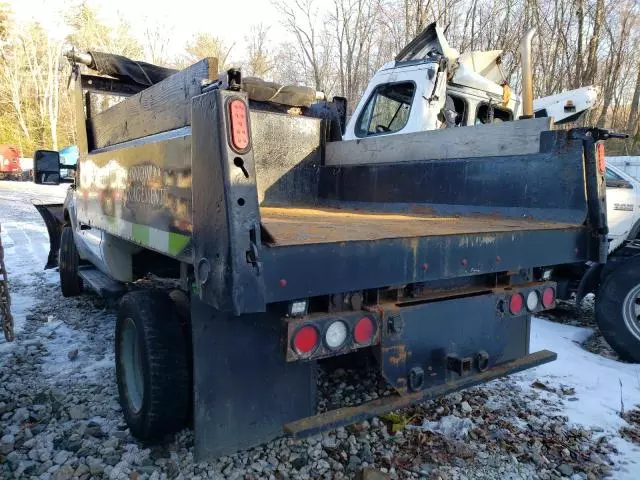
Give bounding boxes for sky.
[9,0,293,61]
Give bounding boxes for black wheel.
[59,226,82,297]
[595,260,640,362]
[116,290,190,440]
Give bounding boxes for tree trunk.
[583,0,604,85]
[574,0,584,88]
[627,61,640,135]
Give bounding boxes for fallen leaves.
[620,406,640,444]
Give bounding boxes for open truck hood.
[397,24,505,95]
[451,50,507,96]
[456,50,504,84]
[395,23,460,63]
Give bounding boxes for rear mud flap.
[32,202,64,270]
[190,297,317,461]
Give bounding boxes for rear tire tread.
[595,262,640,362]
[59,226,82,297]
[116,290,190,440]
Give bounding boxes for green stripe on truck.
[168,232,190,256]
[132,223,150,245]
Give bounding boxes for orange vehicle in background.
[0,145,22,180]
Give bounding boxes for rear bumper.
[284,349,556,438]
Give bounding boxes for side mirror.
[33,150,61,185]
[333,96,348,135]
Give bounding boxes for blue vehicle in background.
[59,145,78,180]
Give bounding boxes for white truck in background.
[607,156,640,180]
[343,24,598,141]
[605,163,640,251]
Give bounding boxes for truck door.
[605,166,637,243]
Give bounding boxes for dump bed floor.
[260,207,577,246]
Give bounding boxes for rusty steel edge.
[284,349,557,438]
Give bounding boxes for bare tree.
[67,3,143,58]
[144,19,174,66]
[0,0,638,155]
[272,0,334,91]
[627,60,640,135]
[20,25,64,149]
[181,33,234,70]
[574,0,584,88]
[0,40,31,141]
[330,0,381,106]
[245,24,273,77]
[583,0,604,85]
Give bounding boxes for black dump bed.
[224,112,604,305]
[73,58,606,314]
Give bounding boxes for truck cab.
[605,163,640,251]
[343,24,598,141]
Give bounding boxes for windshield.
[355,82,416,137]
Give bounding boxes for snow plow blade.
[32,202,64,270]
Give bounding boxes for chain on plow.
[0,224,15,342]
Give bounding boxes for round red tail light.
[293,325,319,355]
[509,293,524,315]
[542,287,555,308]
[354,316,375,344]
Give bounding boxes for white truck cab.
[606,163,640,252]
[344,24,598,141]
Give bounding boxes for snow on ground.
[516,318,640,478]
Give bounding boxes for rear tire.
[116,290,190,440]
[595,260,640,362]
[59,226,83,297]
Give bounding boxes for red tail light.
[354,316,375,344]
[597,143,605,174]
[228,99,250,152]
[292,325,319,356]
[509,293,524,315]
[542,287,555,308]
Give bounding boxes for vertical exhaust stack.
[519,27,537,119]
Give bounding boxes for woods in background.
[1,0,638,155]
[272,0,640,153]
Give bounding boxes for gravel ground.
[0,181,636,479]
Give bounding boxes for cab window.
[605,167,632,188]
[605,168,624,182]
[475,103,513,125]
[356,82,416,137]
[441,94,468,127]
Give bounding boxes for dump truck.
[30,37,609,460]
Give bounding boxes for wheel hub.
[121,317,144,413]
[622,285,640,342]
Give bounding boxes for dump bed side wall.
[76,129,193,260]
[319,131,587,224]
[326,118,553,165]
[75,111,323,261]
